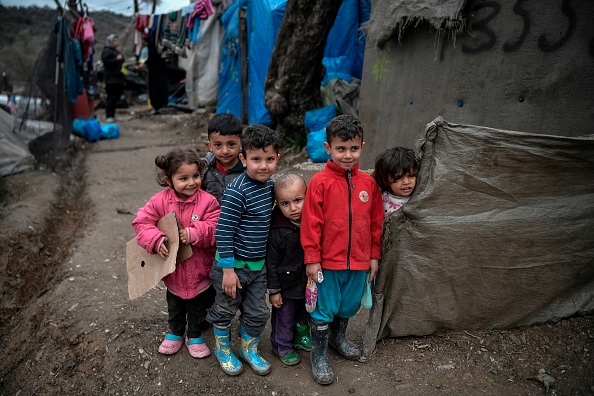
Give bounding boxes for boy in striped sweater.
[206,124,280,376]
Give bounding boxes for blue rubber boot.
[239,325,271,376]
[213,325,243,376]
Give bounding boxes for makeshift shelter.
[359,0,594,168]
[362,117,594,357]
[359,0,594,357]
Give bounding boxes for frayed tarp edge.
[365,0,467,48]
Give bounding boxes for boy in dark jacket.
[201,113,245,204]
[266,174,312,366]
[301,115,384,385]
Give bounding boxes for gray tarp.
[366,0,466,47]
[362,117,594,357]
[0,110,34,176]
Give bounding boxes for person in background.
[373,146,419,216]
[101,34,125,123]
[266,174,312,366]
[1,71,13,96]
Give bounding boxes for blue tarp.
[246,0,286,126]
[217,0,370,124]
[325,0,370,80]
[216,0,245,118]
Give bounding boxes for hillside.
[0,5,131,93]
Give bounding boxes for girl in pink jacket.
[132,148,220,358]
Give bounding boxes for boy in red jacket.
[300,114,384,385]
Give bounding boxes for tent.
[362,117,594,357]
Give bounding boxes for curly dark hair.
[154,148,205,187]
[241,124,280,154]
[374,147,419,192]
[325,114,363,144]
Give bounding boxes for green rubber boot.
[293,322,312,352]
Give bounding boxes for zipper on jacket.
[179,202,189,292]
[346,169,353,270]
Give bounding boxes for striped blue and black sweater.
[215,172,274,268]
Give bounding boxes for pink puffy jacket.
[132,188,220,299]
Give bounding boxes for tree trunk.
[264,0,343,141]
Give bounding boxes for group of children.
[132,113,419,385]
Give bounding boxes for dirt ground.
[0,107,592,396]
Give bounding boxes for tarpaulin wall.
[359,0,594,169]
[362,117,594,356]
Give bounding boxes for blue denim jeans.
[206,261,270,337]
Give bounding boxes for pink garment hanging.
[136,14,150,37]
[74,17,96,61]
[187,0,214,30]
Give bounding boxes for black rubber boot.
[310,321,334,385]
[328,317,361,360]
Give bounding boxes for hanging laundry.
[74,17,96,62]
[161,11,189,56]
[136,14,150,37]
[187,0,214,31]
[55,16,84,103]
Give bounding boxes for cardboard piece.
[126,211,192,300]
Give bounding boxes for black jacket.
[101,46,125,86]
[201,152,245,204]
[266,206,307,299]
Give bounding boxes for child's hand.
[269,293,283,308]
[222,268,242,298]
[306,263,322,282]
[369,259,379,282]
[158,238,169,260]
[179,229,188,244]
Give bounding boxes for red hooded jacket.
[301,160,384,270]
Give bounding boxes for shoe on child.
[186,337,211,358]
[277,350,300,366]
[158,334,183,355]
